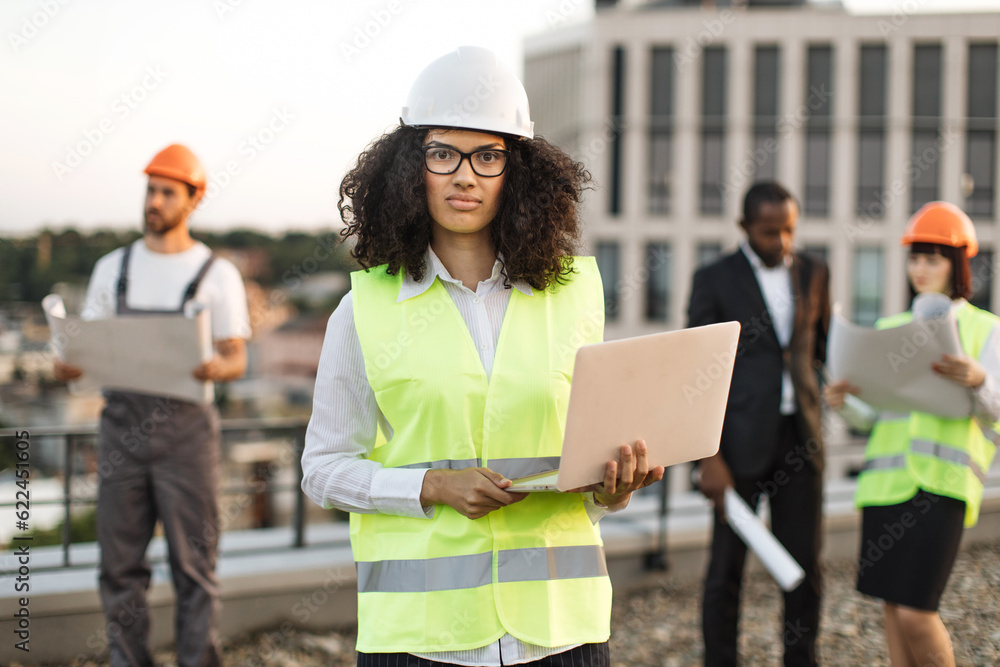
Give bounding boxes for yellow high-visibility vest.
[350,257,611,653]
[856,301,999,526]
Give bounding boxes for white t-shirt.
[81,240,251,341]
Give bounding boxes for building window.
[697,242,723,268]
[852,247,883,326]
[967,131,997,219]
[910,44,943,213]
[805,45,833,216]
[645,242,671,322]
[967,44,998,218]
[857,45,888,217]
[753,45,780,182]
[609,46,626,216]
[649,47,674,215]
[970,250,995,313]
[700,46,727,215]
[596,241,621,321]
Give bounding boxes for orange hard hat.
[143,144,206,195]
[901,201,978,258]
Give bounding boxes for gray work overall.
[97,243,222,667]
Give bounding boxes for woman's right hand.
[53,359,83,382]
[823,379,859,410]
[696,453,733,516]
[420,468,527,520]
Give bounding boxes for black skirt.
[855,489,966,611]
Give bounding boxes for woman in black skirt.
[826,202,1000,666]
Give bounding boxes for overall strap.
[180,254,217,309]
[115,242,134,315]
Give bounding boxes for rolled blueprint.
[912,292,955,327]
[724,487,806,592]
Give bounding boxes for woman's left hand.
[570,440,665,510]
[932,354,986,389]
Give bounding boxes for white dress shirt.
[741,240,797,414]
[301,247,608,666]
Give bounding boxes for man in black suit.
[688,181,830,667]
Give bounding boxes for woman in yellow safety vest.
[826,201,999,667]
[301,46,664,667]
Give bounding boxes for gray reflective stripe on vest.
[976,419,1000,446]
[357,545,607,593]
[911,439,987,484]
[488,457,561,480]
[861,454,906,472]
[357,552,493,593]
[880,412,910,422]
[497,545,607,583]
[397,459,480,471]
[861,442,986,484]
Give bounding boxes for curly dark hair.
[338,125,592,291]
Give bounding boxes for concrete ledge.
[4,482,1000,665]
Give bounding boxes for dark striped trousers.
[357,642,610,667]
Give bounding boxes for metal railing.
[3,417,312,570]
[6,417,886,577]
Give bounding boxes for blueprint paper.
[43,294,214,404]
[827,301,970,419]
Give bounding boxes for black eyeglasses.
[422,144,510,177]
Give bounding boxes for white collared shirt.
[301,247,603,666]
[741,240,797,414]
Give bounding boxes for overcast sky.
[2,0,999,237]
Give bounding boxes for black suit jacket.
[687,249,830,478]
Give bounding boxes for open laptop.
[507,321,740,492]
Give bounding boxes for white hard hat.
[400,46,534,139]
